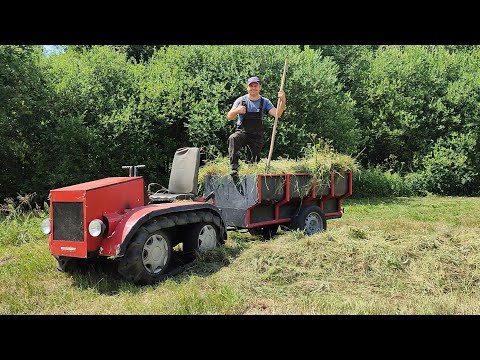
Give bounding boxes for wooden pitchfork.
[266,57,288,172]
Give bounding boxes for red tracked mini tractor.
[42,147,352,285]
[41,148,227,285]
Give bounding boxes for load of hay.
[198,140,358,192]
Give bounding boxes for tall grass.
[0,193,48,247]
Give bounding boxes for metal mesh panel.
[53,202,84,241]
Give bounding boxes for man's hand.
[278,90,286,109]
[237,103,246,115]
[278,90,286,104]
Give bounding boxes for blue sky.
[43,45,65,56]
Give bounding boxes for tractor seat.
[148,147,200,204]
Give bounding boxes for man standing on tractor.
[226,76,287,176]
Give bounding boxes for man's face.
[247,82,260,95]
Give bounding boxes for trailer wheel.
[118,227,173,285]
[183,221,220,257]
[248,225,279,240]
[291,205,327,235]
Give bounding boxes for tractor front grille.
[53,202,84,241]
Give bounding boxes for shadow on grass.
[344,197,417,206]
[174,238,251,282]
[67,238,250,294]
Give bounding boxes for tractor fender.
[99,202,226,258]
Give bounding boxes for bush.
[0,45,53,201]
[353,166,393,198]
[354,46,480,174]
[421,133,479,195]
[402,172,429,197]
[353,166,429,198]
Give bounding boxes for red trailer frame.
[245,171,353,229]
[203,170,352,231]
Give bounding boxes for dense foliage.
[1,45,480,202]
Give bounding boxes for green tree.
[354,46,480,170]
[111,45,165,62]
[319,45,378,92]
[68,45,165,62]
[0,45,53,201]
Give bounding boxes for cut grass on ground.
[1,195,480,314]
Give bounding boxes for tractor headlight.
[88,219,106,237]
[41,218,51,235]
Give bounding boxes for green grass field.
[1,195,480,314]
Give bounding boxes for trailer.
[203,171,352,239]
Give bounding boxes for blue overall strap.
[259,96,265,114]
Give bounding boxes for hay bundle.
[198,140,358,191]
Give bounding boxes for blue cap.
[247,76,260,85]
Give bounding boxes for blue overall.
[228,95,267,170]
